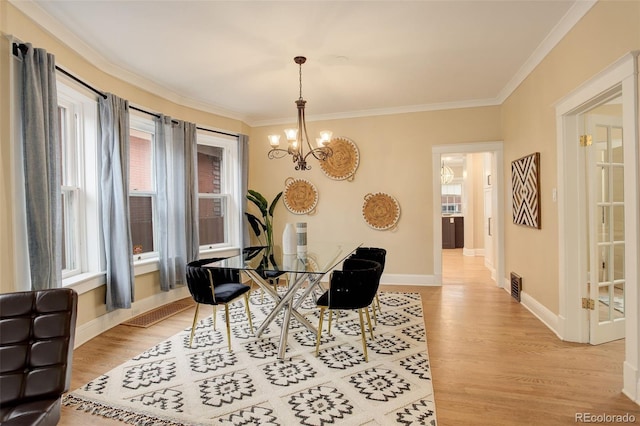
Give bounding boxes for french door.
[584,106,625,345]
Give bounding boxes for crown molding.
[496,0,597,103]
[9,0,248,123]
[12,0,594,128]
[250,97,502,127]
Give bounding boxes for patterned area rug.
[63,290,437,425]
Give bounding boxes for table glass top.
[203,243,361,275]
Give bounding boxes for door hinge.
[582,297,595,310]
[579,134,593,147]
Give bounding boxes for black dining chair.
[186,258,254,352]
[348,247,386,321]
[242,246,286,301]
[315,258,382,362]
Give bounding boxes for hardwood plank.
[59,250,640,425]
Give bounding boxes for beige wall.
[249,108,501,278]
[501,0,640,313]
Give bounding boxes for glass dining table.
[203,242,361,360]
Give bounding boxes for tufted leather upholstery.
[0,288,78,426]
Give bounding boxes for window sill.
[63,272,105,295]
[133,257,160,276]
[61,247,241,295]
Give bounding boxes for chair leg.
[224,304,232,352]
[371,296,379,326]
[213,306,217,330]
[365,306,374,340]
[189,303,200,348]
[243,293,254,334]
[358,308,369,362]
[328,310,333,335]
[315,306,326,357]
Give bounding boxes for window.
[197,132,239,250]
[441,183,463,214]
[57,81,101,283]
[129,115,157,259]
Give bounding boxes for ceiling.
[13,0,594,126]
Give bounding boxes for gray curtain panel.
[156,115,187,290]
[19,43,62,290]
[99,93,134,310]
[173,120,199,262]
[238,134,249,248]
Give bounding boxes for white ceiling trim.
[496,0,597,103]
[11,0,595,127]
[252,97,503,127]
[9,0,248,122]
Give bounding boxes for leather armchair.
[0,288,78,426]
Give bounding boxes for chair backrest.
[328,259,382,310]
[352,247,387,272]
[186,258,240,305]
[0,288,78,406]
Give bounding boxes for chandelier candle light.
[267,56,333,171]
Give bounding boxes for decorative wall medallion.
[283,178,319,215]
[362,193,400,230]
[319,137,359,181]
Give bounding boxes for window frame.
[128,113,158,262]
[197,131,240,252]
[57,80,103,286]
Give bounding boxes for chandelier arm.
[267,148,292,160]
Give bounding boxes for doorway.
[432,142,505,289]
[555,52,638,401]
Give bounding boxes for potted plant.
[245,189,282,250]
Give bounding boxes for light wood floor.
[60,250,639,425]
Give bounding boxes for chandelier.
[441,161,454,184]
[267,56,332,171]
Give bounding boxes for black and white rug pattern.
[64,290,437,425]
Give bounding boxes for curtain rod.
[12,42,239,139]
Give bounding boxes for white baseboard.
[519,290,562,340]
[74,286,191,348]
[463,248,485,257]
[623,361,640,405]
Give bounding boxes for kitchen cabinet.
[442,216,464,249]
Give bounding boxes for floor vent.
[510,272,522,302]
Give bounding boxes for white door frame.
[555,51,639,403]
[432,142,505,289]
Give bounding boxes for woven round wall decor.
[283,177,319,215]
[319,137,359,181]
[362,192,400,230]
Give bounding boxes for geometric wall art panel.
[511,152,541,229]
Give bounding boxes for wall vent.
[510,272,522,302]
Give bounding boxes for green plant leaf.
[268,191,283,217]
[247,189,268,215]
[245,213,265,237]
